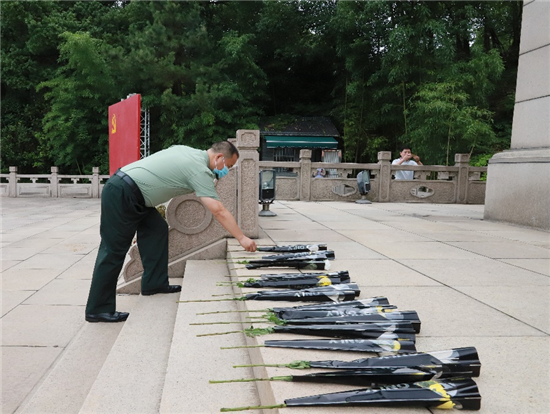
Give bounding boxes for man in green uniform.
[85,141,256,323]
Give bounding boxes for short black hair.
[211,141,239,159]
[399,145,412,152]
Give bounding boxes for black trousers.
[85,173,169,315]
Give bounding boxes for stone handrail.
[259,150,487,204]
[0,166,109,198]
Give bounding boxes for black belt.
[115,170,145,205]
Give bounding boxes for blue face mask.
[213,157,229,179]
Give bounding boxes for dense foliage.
[1,0,522,173]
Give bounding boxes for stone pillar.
[92,167,100,198]
[454,154,470,203]
[299,149,312,201]
[9,166,17,197]
[484,0,550,229]
[50,166,59,197]
[236,129,259,238]
[377,151,392,202]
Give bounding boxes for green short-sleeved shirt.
[121,146,219,207]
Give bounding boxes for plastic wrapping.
[284,378,481,410]
[259,270,349,280]
[245,259,330,270]
[273,296,391,312]
[309,347,481,377]
[280,310,421,333]
[242,275,348,289]
[261,250,335,261]
[257,244,328,252]
[287,367,472,386]
[244,286,357,302]
[264,338,417,353]
[273,322,416,341]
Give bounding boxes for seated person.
[314,168,326,178]
[392,146,422,180]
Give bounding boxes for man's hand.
[238,236,257,252]
[200,196,257,252]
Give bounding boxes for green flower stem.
[221,345,265,350]
[197,331,242,337]
[210,376,292,384]
[222,275,264,278]
[233,361,311,369]
[220,404,286,412]
[244,327,274,337]
[178,297,246,303]
[196,309,269,315]
[190,322,243,325]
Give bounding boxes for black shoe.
[141,285,182,296]
[85,311,129,323]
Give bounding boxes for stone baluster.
[92,167,100,198]
[299,149,312,201]
[50,166,59,197]
[9,166,17,197]
[236,130,259,238]
[377,151,392,202]
[455,153,470,203]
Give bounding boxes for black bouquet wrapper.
[273,322,416,342]
[242,275,346,289]
[245,260,329,270]
[272,296,390,312]
[289,367,473,386]
[309,347,481,377]
[261,250,336,261]
[272,324,416,342]
[259,270,349,280]
[257,244,328,252]
[244,288,357,302]
[284,378,481,410]
[264,338,417,354]
[281,311,421,333]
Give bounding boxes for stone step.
[79,277,182,414]
[16,295,139,414]
[159,260,261,413]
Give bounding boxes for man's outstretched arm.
[200,196,257,252]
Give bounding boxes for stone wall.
[484,0,550,230]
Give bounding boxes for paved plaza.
[1,197,549,413]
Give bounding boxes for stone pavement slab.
[401,258,550,286]
[2,346,63,414]
[501,258,550,276]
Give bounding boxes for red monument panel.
[108,94,141,175]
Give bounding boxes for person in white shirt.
[392,146,423,180]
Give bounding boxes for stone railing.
[0,166,110,198]
[259,150,487,204]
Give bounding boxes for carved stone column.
[454,154,470,203]
[236,129,259,238]
[484,0,550,229]
[299,149,312,201]
[377,151,392,202]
